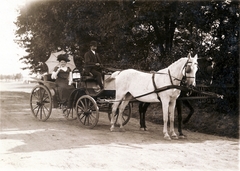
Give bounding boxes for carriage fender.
[69,88,87,100]
[64,88,86,108]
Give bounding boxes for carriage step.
[97,98,110,103]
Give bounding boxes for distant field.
[0,81,37,93]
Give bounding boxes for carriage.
[30,70,132,128]
[29,53,132,129]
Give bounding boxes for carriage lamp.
[72,68,81,88]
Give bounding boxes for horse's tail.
[105,71,121,83]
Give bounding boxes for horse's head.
[182,53,198,87]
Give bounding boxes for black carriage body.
[33,73,116,110]
[30,73,132,128]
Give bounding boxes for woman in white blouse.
[51,54,74,108]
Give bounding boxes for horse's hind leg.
[139,103,144,130]
[182,100,194,124]
[139,102,149,131]
[110,102,120,131]
[118,94,133,131]
[142,103,150,130]
[176,100,186,138]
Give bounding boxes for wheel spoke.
[42,105,48,117]
[32,91,40,101]
[43,104,49,112]
[30,85,52,121]
[77,106,84,113]
[33,104,39,111]
[40,106,42,120]
[79,100,86,110]
[83,115,88,125]
[89,112,97,120]
[76,95,99,128]
[35,105,40,117]
[122,115,126,122]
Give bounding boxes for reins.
[105,84,223,103]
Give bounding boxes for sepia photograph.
[0,0,239,170]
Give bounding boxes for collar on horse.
[152,70,176,101]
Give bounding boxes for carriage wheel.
[63,107,77,121]
[76,95,99,129]
[108,103,132,126]
[30,85,52,121]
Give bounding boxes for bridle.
[168,59,198,84]
[182,60,198,79]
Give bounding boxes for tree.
[15,0,239,113]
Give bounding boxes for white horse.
[109,53,198,140]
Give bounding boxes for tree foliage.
[15,0,239,113]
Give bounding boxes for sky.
[0,0,28,75]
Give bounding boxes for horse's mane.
[168,57,188,69]
[157,57,188,73]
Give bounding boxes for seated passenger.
[84,41,104,90]
[51,54,75,108]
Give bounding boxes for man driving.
[84,41,104,90]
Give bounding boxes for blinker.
[185,65,191,73]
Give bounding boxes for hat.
[57,54,70,62]
[89,41,98,47]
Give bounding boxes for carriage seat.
[81,69,97,82]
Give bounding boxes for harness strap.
[168,69,174,85]
[152,73,161,102]
[133,85,189,100]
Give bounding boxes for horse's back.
[115,69,151,84]
[113,69,159,101]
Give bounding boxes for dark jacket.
[84,50,102,72]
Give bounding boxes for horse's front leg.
[169,99,178,140]
[161,100,171,140]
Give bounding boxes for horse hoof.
[140,128,145,131]
[119,127,125,132]
[179,135,187,139]
[110,127,115,132]
[171,135,179,140]
[178,134,187,139]
[144,127,148,131]
[164,135,171,141]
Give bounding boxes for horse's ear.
[193,54,198,59]
[187,53,191,59]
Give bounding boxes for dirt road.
[0,82,239,171]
